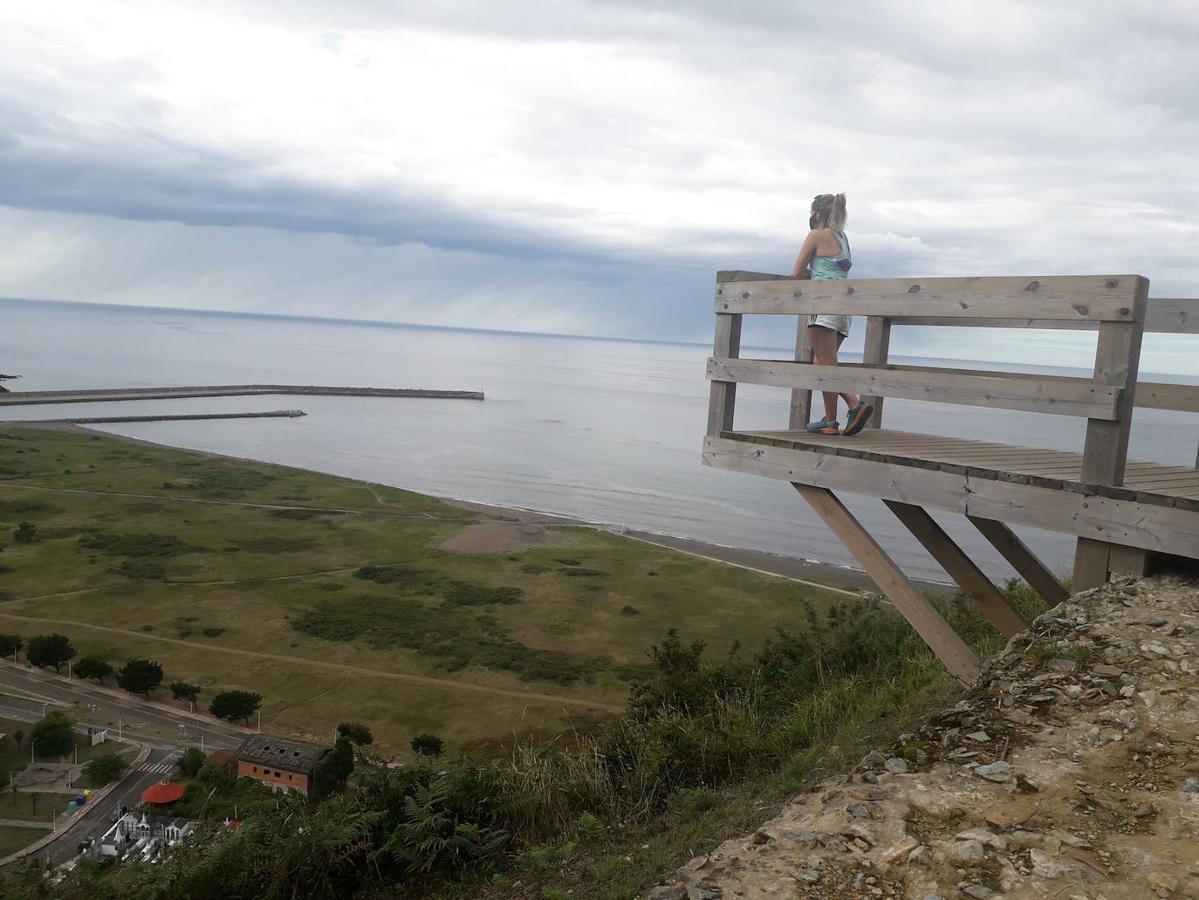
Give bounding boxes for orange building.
[234,734,329,797]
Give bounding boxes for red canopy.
[141,781,185,805]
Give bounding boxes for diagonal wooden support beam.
[795,485,981,684]
[967,515,1070,607]
[884,501,1025,638]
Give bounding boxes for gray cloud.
[0,0,1196,350]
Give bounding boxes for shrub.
[27,634,75,672]
[178,747,206,778]
[210,690,261,723]
[411,734,444,758]
[78,531,206,558]
[443,582,523,606]
[31,710,74,756]
[74,657,113,683]
[83,752,127,786]
[112,559,167,580]
[170,682,201,704]
[116,659,163,696]
[0,634,23,659]
[12,522,37,544]
[337,722,374,746]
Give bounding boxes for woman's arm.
[789,230,820,278]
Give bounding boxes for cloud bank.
[0,1,1196,359]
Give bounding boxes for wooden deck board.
[728,429,1199,512]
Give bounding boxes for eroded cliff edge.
[649,576,1199,900]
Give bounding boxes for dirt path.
[0,610,624,713]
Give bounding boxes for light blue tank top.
[809,231,851,280]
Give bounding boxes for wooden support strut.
[795,485,981,683]
[967,515,1070,608]
[1072,280,1149,592]
[860,317,891,428]
[884,501,1025,637]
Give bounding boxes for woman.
[789,193,873,436]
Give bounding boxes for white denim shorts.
[808,314,851,337]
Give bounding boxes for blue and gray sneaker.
[805,417,841,435]
[842,401,875,436]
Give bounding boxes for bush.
[291,597,600,685]
[337,722,373,746]
[116,659,163,696]
[112,559,167,580]
[210,690,261,723]
[411,734,444,758]
[0,634,23,659]
[27,633,75,672]
[83,752,127,786]
[178,747,206,778]
[78,531,206,558]
[74,657,113,683]
[31,710,74,756]
[170,682,201,704]
[443,582,523,606]
[12,522,37,544]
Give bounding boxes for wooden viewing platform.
[704,271,1199,683]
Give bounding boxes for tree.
[116,659,163,696]
[312,736,354,797]
[31,710,74,757]
[336,722,373,746]
[83,752,127,786]
[169,682,201,705]
[0,634,22,661]
[12,522,37,544]
[410,734,444,759]
[177,747,206,778]
[74,657,114,684]
[26,634,76,672]
[209,690,261,723]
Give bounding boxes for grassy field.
[0,426,852,755]
[0,826,48,857]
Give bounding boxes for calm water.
[3,298,1196,583]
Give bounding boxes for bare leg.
[808,326,859,422]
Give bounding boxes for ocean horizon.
[4,296,1197,584]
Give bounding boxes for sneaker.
[805,417,841,435]
[842,401,874,436]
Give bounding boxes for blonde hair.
[810,193,847,233]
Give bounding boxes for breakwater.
[3,409,306,425]
[0,384,484,406]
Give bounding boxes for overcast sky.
[1,1,1196,366]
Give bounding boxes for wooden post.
[967,515,1070,607]
[795,485,981,683]
[706,312,743,437]
[1073,278,1148,592]
[788,317,813,430]
[884,501,1025,637]
[861,317,892,428]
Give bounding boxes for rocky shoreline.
[649,576,1199,900]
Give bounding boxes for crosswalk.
[138,762,175,775]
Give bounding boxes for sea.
[3,297,1197,584]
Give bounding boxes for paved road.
[0,666,247,748]
[0,667,250,866]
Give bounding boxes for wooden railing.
[706,271,1199,589]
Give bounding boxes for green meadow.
[0,426,849,754]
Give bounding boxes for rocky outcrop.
[650,577,1199,899]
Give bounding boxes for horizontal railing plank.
[706,358,1121,419]
[702,435,1199,558]
[714,274,1146,321]
[1134,380,1199,413]
[899,298,1199,334]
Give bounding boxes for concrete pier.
[0,384,484,406]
